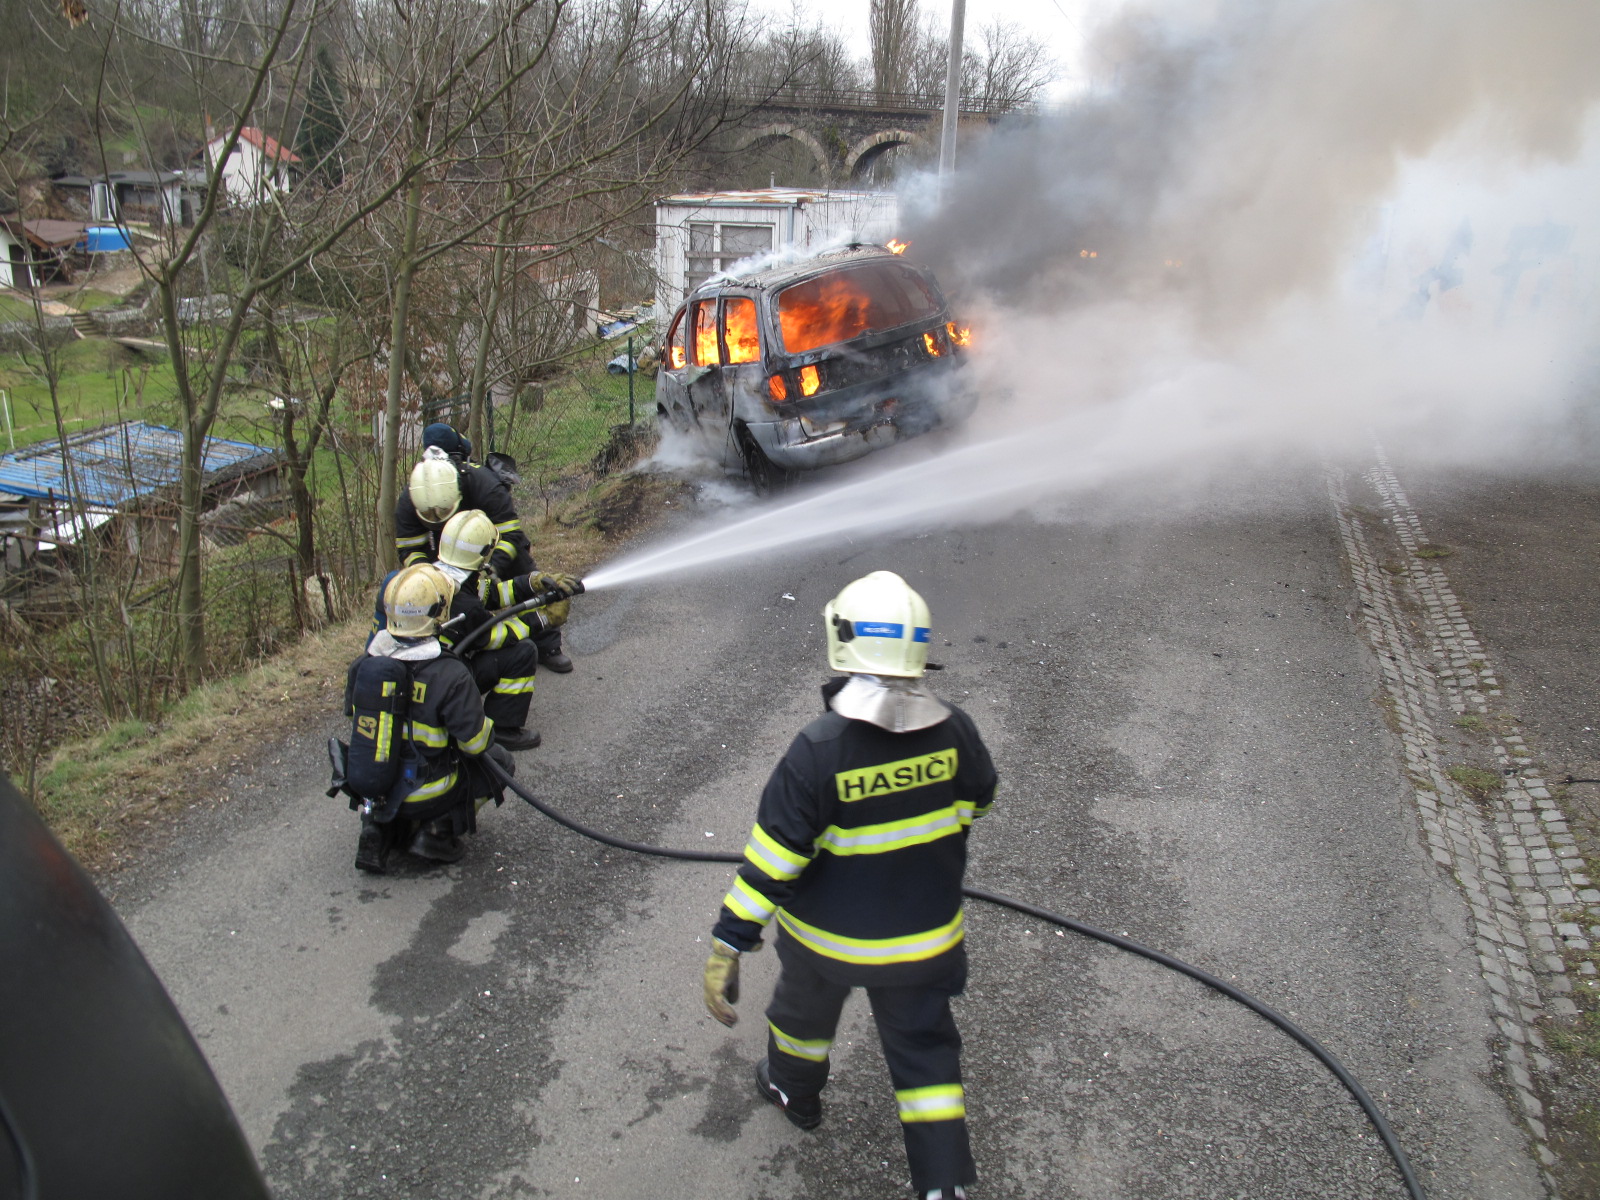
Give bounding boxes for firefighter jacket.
[355,634,495,812]
[713,680,997,985]
[394,461,531,576]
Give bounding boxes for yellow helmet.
[383,563,457,638]
[823,571,931,678]
[409,458,462,526]
[437,508,496,572]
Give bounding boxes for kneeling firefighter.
[702,571,998,1200]
[430,508,581,751]
[336,563,515,874]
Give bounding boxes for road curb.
[1330,450,1592,1198]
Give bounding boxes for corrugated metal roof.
[657,187,888,207]
[0,422,275,507]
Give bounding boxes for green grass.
[0,340,182,448]
[1447,764,1503,799]
[0,293,36,321]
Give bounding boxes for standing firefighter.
[702,571,997,1200]
[343,563,513,873]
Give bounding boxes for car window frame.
[720,294,761,366]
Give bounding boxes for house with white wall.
[654,188,901,316]
[203,128,300,206]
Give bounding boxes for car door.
[655,306,695,432]
[684,296,732,455]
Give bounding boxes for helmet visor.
[417,500,459,525]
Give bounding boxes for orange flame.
[724,297,759,364]
[693,301,720,365]
[923,331,943,357]
[799,365,821,397]
[946,321,971,348]
[886,239,909,255]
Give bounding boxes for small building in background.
[0,422,279,577]
[50,170,198,228]
[202,128,300,206]
[654,188,900,316]
[0,216,87,287]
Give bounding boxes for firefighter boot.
[755,1058,822,1131]
[409,819,466,863]
[355,815,389,874]
[495,725,541,751]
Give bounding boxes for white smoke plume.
[904,0,1600,476]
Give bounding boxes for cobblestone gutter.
[1330,452,1599,1197]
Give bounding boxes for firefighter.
[702,571,997,1200]
[353,563,513,873]
[431,508,580,752]
[396,453,574,673]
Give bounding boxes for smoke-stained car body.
[655,245,977,486]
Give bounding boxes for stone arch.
[733,125,833,183]
[844,130,925,181]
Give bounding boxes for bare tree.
[967,18,1056,109]
[870,0,919,97]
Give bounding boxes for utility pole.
[938,0,967,178]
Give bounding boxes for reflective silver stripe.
[775,909,964,965]
[769,1021,831,1062]
[896,1084,965,1123]
[492,674,536,695]
[744,825,808,881]
[461,717,493,755]
[405,769,458,804]
[722,876,776,924]
[410,721,449,748]
[814,806,963,856]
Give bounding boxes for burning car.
[655,245,976,487]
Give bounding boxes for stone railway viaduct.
[729,88,1017,183]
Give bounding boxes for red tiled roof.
[237,127,301,164]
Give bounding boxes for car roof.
[687,244,917,303]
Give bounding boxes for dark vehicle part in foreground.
[655,245,978,488]
[0,773,271,1200]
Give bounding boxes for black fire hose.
[480,758,1426,1200]
[451,580,586,658]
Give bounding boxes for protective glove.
[702,940,742,1027]
[532,593,570,630]
[532,571,583,599]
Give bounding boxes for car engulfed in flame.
[655,245,977,488]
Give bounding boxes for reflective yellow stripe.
[376,710,394,763]
[722,876,776,925]
[396,533,431,548]
[493,579,517,607]
[815,805,964,856]
[493,539,517,561]
[495,518,522,533]
[769,1020,832,1062]
[896,1084,965,1123]
[461,716,493,755]
[505,616,532,641]
[744,824,809,881]
[775,908,964,965]
[492,674,536,695]
[405,770,458,804]
[411,720,450,749]
[835,748,958,803]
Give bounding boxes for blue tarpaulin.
[0,422,274,510]
[84,226,131,252]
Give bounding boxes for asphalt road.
[104,459,1552,1200]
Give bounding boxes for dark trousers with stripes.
[466,640,539,729]
[765,935,975,1192]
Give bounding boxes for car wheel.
[737,427,794,494]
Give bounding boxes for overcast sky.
[748,0,1105,99]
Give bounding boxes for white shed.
[654,188,901,316]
